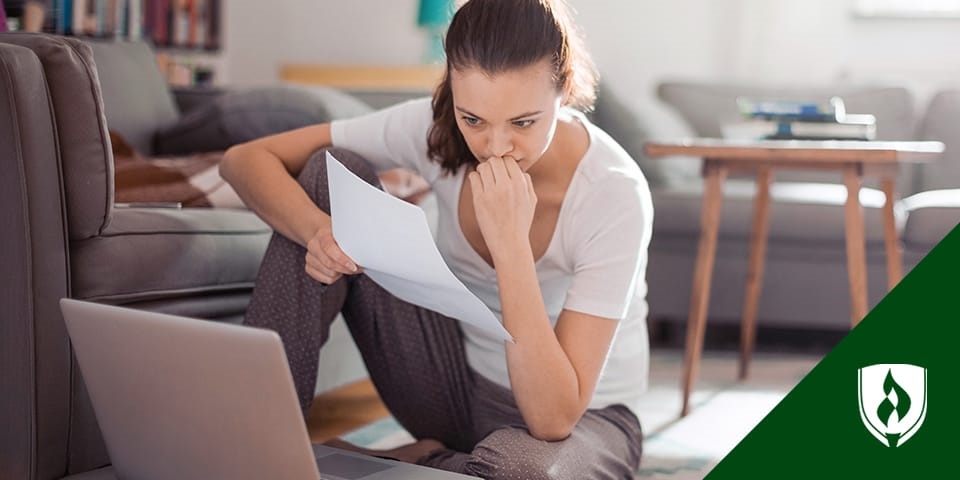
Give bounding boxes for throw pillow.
[153,85,374,155]
[590,83,701,188]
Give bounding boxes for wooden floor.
[306,378,390,443]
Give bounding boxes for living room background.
[222,0,960,120]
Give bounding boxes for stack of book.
[722,96,877,141]
[43,0,220,50]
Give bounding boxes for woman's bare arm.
[221,123,359,284]
[220,123,334,247]
[469,157,617,440]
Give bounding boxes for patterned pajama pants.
[244,148,643,479]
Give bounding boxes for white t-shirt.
[331,98,652,414]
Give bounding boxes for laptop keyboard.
[315,453,395,479]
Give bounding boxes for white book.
[72,0,87,34]
[723,118,877,141]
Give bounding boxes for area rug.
[343,349,820,479]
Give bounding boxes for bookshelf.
[4,0,223,86]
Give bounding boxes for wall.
[222,0,960,115]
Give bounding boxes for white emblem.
[858,364,927,447]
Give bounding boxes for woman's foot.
[323,437,446,464]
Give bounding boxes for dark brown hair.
[427,0,599,175]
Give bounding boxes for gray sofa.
[0,34,368,480]
[612,80,960,332]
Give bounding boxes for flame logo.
[877,369,911,428]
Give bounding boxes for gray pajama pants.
[244,148,643,479]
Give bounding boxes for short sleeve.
[562,174,652,320]
[329,97,442,183]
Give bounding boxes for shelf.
[279,64,444,92]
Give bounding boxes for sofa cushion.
[87,40,180,156]
[652,180,895,244]
[70,208,271,303]
[153,85,373,155]
[590,84,701,187]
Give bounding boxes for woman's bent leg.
[341,275,478,453]
[243,147,382,411]
[242,147,479,452]
[421,376,644,479]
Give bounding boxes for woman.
[221,0,652,478]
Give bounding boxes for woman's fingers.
[304,227,361,285]
[319,235,359,273]
[487,156,510,184]
[305,258,340,284]
[468,170,483,196]
[477,160,496,190]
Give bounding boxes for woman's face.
[449,58,564,172]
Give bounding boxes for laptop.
[60,298,478,480]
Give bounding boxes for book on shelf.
[39,0,219,49]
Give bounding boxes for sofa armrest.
[901,189,960,252]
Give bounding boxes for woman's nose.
[488,128,514,158]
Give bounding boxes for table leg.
[881,176,902,290]
[739,168,772,380]
[681,162,727,416]
[843,166,868,326]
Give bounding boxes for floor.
[307,379,389,444]
[306,323,837,478]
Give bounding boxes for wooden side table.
[644,138,943,416]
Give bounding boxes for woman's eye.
[462,116,481,126]
[513,120,535,128]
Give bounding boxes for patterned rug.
[343,349,821,479]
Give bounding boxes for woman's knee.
[297,147,381,211]
[464,428,560,480]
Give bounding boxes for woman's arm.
[469,157,618,441]
[497,253,618,441]
[221,123,359,284]
[221,123,332,246]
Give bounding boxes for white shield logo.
[857,364,927,447]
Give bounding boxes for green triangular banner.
[707,224,960,478]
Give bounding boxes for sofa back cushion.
[589,83,702,188]
[657,81,916,141]
[657,81,918,190]
[87,40,180,155]
[916,89,960,192]
[154,85,373,155]
[0,33,114,240]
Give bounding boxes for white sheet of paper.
[326,152,512,342]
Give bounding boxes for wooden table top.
[645,138,945,165]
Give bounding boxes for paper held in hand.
[326,152,513,343]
